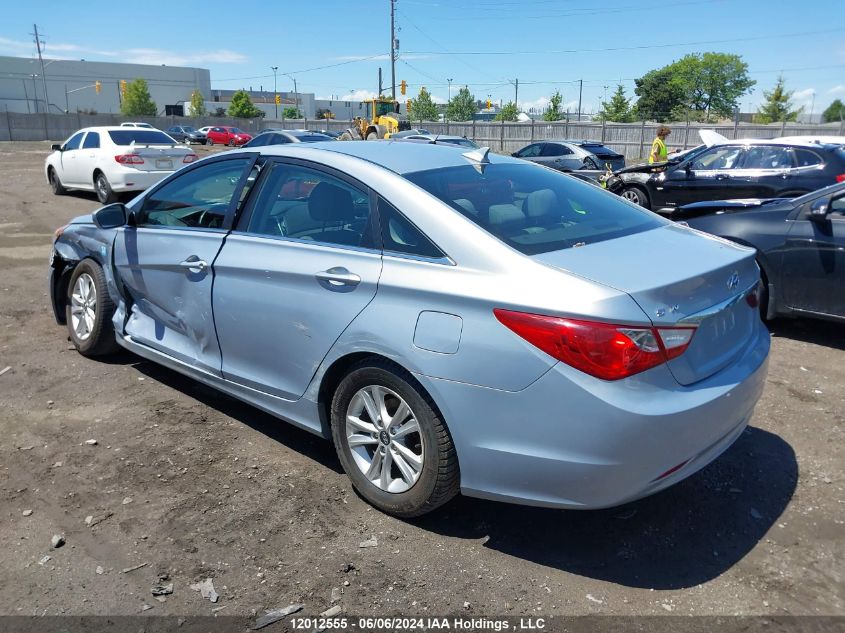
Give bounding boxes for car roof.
[70,126,169,133]
[241,140,514,175]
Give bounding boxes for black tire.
[94,172,117,204]
[621,185,649,208]
[48,168,67,195]
[65,259,119,357]
[331,359,459,518]
[228,139,235,147]
[206,137,214,146]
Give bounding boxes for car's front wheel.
[66,259,119,357]
[206,137,214,146]
[331,360,459,518]
[94,172,117,204]
[48,168,66,195]
[621,186,649,208]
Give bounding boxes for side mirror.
[809,198,830,221]
[51,143,62,151]
[92,203,128,229]
[511,152,519,157]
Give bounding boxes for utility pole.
[32,24,49,113]
[390,0,396,100]
[379,68,383,97]
[577,79,583,122]
[447,78,453,102]
[271,66,278,119]
[514,78,518,110]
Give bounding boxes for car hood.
[674,198,794,219]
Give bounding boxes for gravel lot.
[0,141,843,625]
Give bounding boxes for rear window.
[108,130,176,146]
[295,134,333,143]
[582,144,618,156]
[404,163,664,255]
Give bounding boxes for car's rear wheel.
[331,360,459,518]
[66,259,119,357]
[94,172,117,204]
[49,168,66,195]
[621,186,649,208]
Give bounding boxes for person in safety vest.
[649,125,671,164]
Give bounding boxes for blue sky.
[2,0,844,115]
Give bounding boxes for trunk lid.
[532,223,761,385]
[127,142,192,172]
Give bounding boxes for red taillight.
[745,280,762,308]
[183,154,198,163]
[836,174,845,183]
[115,154,144,165]
[493,309,696,381]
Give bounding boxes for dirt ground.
[0,142,843,626]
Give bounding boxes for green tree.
[446,86,476,121]
[494,101,519,122]
[822,99,845,123]
[189,89,206,117]
[542,91,564,121]
[283,106,303,119]
[756,76,802,124]
[120,78,157,117]
[596,85,633,122]
[634,52,754,122]
[227,89,264,118]
[408,87,439,122]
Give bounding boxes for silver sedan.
[49,140,769,517]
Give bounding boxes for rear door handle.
[315,267,361,290]
[716,173,731,180]
[179,257,208,272]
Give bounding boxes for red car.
[205,126,252,146]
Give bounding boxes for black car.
[166,125,206,144]
[608,140,845,213]
[243,130,335,147]
[678,182,845,323]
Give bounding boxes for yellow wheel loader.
[339,97,410,140]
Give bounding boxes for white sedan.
[45,126,197,204]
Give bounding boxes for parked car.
[776,135,845,146]
[389,129,431,138]
[197,126,214,137]
[166,125,206,144]
[512,140,625,173]
[205,126,252,146]
[45,127,197,204]
[49,142,769,517]
[391,134,480,149]
[675,182,845,323]
[310,129,342,139]
[243,130,335,147]
[120,122,155,129]
[608,140,845,213]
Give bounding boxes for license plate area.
[156,159,173,170]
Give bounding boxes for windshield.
[440,138,479,149]
[230,128,243,134]
[376,101,395,116]
[182,126,196,133]
[404,163,664,255]
[108,130,176,146]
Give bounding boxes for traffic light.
[406,100,411,112]
[274,94,281,105]
[94,80,101,94]
[400,80,407,96]
[120,80,127,95]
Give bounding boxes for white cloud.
[791,88,817,109]
[430,94,447,105]
[338,89,380,101]
[829,85,845,95]
[519,97,580,114]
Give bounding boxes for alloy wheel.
[70,272,97,341]
[345,385,425,493]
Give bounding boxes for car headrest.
[308,182,354,223]
[488,203,524,226]
[525,189,557,219]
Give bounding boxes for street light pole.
[285,74,299,118]
[271,66,278,119]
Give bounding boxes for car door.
[212,158,383,400]
[57,131,86,185]
[734,145,794,198]
[112,154,259,375]
[514,143,545,164]
[781,190,845,317]
[68,131,100,186]
[659,145,747,208]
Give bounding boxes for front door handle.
[179,257,208,273]
[716,173,731,180]
[315,267,361,290]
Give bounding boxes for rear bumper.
[107,167,174,192]
[419,318,770,509]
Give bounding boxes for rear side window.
[404,163,664,255]
[793,149,822,167]
[108,130,176,146]
[541,144,574,157]
[741,146,792,170]
[82,132,100,149]
[137,158,251,229]
[378,198,444,259]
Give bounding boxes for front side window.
[82,132,100,149]
[404,163,665,256]
[244,162,374,248]
[517,144,543,158]
[137,158,251,229]
[542,144,574,157]
[689,146,744,171]
[64,132,84,151]
[830,193,845,218]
